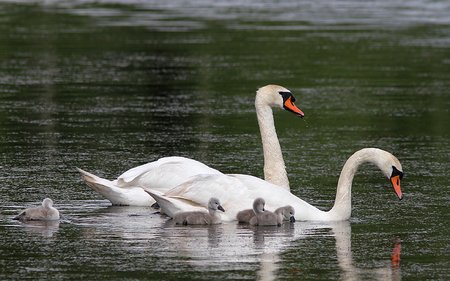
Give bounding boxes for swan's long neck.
[328,148,386,220]
[255,100,289,189]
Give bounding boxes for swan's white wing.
[115,156,222,190]
[143,188,205,218]
[77,157,223,206]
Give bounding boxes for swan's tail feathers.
[76,167,123,202]
[76,167,113,192]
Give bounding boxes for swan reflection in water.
[77,205,401,281]
[251,221,401,281]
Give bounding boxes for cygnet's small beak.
[289,216,296,223]
[218,205,225,212]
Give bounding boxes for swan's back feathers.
[116,157,222,188]
[77,157,223,206]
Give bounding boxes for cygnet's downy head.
[42,198,54,208]
[253,198,266,213]
[208,197,225,212]
[276,205,296,223]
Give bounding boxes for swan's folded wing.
[116,157,223,189]
[142,187,205,217]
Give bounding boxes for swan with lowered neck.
[77,85,304,206]
[143,148,404,221]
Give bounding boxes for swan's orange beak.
[283,96,305,117]
[390,175,403,200]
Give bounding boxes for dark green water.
[0,1,449,280]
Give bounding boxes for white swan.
[143,148,404,221]
[14,198,60,221]
[77,84,304,206]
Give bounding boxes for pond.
[0,1,449,280]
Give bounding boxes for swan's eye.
[391,166,404,180]
[279,91,294,102]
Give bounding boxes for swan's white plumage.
[144,148,404,222]
[77,157,222,206]
[77,85,304,206]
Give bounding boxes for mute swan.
[249,198,282,226]
[77,84,304,206]
[143,148,404,221]
[13,198,60,221]
[173,197,225,225]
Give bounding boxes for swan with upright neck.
[144,148,404,221]
[77,85,304,206]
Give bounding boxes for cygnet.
[14,198,60,221]
[236,208,255,223]
[249,198,281,226]
[173,197,225,225]
[237,203,296,224]
[275,205,296,223]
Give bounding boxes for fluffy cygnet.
[249,198,281,226]
[275,205,296,223]
[237,203,296,224]
[173,197,225,225]
[14,198,60,222]
[236,209,255,223]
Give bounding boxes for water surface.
[0,1,449,280]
